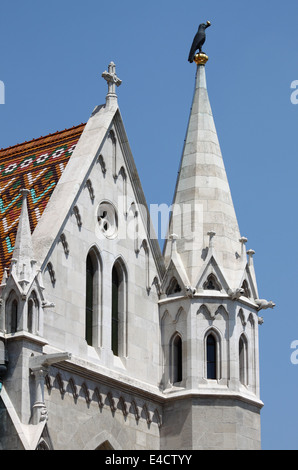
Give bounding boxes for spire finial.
[194,52,209,65]
[102,62,122,107]
[188,21,211,65]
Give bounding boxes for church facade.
[0,56,273,450]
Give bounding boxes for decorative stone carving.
[46,262,56,285]
[86,179,95,202]
[81,382,91,405]
[30,352,71,425]
[73,205,82,228]
[107,391,117,414]
[60,233,69,256]
[97,202,118,239]
[255,299,275,311]
[228,288,245,300]
[97,155,106,176]
[118,396,128,417]
[185,285,196,297]
[44,370,162,428]
[94,387,104,409]
[68,378,78,401]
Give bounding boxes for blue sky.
[1,0,297,450]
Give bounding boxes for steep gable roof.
[0,123,85,279]
[30,103,165,280]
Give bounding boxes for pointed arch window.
[85,249,102,347]
[85,254,94,345]
[27,300,33,333]
[27,291,39,334]
[206,333,219,380]
[171,333,183,383]
[111,260,127,357]
[239,334,248,385]
[112,266,119,356]
[5,291,19,334]
[11,299,18,334]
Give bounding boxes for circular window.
[97,202,118,238]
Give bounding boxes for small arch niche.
[166,277,182,296]
[203,274,221,291]
[241,280,251,298]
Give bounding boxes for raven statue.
[188,21,211,63]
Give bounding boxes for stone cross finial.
[102,62,122,107]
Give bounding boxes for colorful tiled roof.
[0,123,86,280]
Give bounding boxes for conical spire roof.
[164,61,243,287]
[11,189,35,283]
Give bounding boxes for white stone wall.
[161,397,261,450]
[40,123,162,389]
[44,366,161,450]
[159,296,261,402]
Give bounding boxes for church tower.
[0,30,273,450]
[160,48,273,449]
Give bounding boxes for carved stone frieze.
[45,369,162,428]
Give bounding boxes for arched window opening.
[27,291,38,334]
[112,266,119,356]
[239,335,248,385]
[11,299,18,333]
[172,334,182,383]
[28,299,33,333]
[5,291,18,334]
[206,333,217,379]
[111,260,127,357]
[85,254,95,346]
[85,248,102,348]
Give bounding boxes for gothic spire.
[11,189,36,284]
[164,60,243,287]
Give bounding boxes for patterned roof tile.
[0,123,86,280]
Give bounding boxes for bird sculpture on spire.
[188,21,211,63]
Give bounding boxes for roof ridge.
[0,122,86,154]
